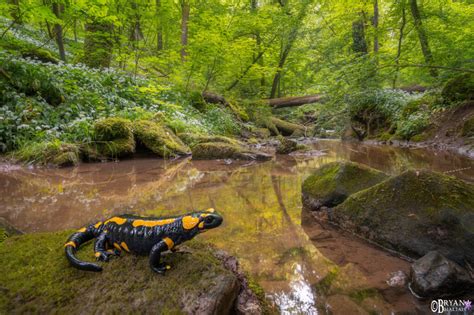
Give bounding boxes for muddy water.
[1,140,473,314]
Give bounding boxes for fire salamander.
[64,208,223,274]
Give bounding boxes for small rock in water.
[409,251,474,298]
[224,159,233,165]
[387,270,408,288]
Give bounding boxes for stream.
[1,139,473,314]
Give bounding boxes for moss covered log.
[270,117,306,136]
[192,142,272,161]
[0,230,241,314]
[302,161,388,211]
[178,133,242,148]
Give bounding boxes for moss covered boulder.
[178,133,242,148]
[83,117,135,160]
[0,230,241,314]
[442,73,474,103]
[192,142,272,161]
[302,161,388,211]
[134,120,191,157]
[331,170,474,266]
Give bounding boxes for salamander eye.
[204,216,214,224]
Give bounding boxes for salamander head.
[181,208,223,233]
[197,208,223,231]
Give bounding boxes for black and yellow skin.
[64,209,223,274]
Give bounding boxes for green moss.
[442,73,474,103]
[189,91,206,111]
[302,161,388,210]
[461,116,474,137]
[315,267,340,294]
[227,101,250,122]
[94,117,133,141]
[376,132,392,141]
[0,230,238,314]
[410,132,430,142]
[270,117,305,136]
[83,117,136,159]
[334,170,474,264]
[134,120,190,158]
[14,140,80,167]
[178,133,242,148]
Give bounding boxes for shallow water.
[1,140,473,313]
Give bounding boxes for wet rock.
[192,142,272,161]
[214,250,263,315]
[302,161,388,211]
[276,137,299,154]
[387,270,408,288]
[332,170,474,266]
[0,230,242,314]
[410,251,474,298]
[134,120,190,157]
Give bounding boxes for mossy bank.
[0,230,265,314]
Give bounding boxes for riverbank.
[0,229,271,314]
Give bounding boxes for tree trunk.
[373,0,379,53]
[52,2,66,61]
[267,94,325,108]
[9,0,22,24]
[393,1,406,88]
[352,18,368,54]
[409,0,437,77]
[251,0,265,88]
[180,0,190,62]
[270,1,310,99]
[84,21,113,68]
[156,0,163,50]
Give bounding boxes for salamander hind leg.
[94,232,119,262]
[149,240,172,275]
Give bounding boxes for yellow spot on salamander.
[105,217,127,225]
[200,213,210,218]
[198,222,204,229]
[77,227,86,233]
[94,221,103,228]
[64,241,76,248]
[95,252,101,258]
[114,243,121,251]
[163,237,174,249]
[182,216,199,229]
[206,208,215,213]
[132,218,176,227]
[120,242,130,252]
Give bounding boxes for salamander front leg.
[149,240,170,275]
[94,232,118,262]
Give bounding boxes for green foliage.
[442,73,474,103]
[14,139,80,166]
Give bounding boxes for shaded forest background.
[0,0,473,164]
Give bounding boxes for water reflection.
[1,140,472,313]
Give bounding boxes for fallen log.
[267,94,325,109]
[202,92,229,106]
[271,117,306,136]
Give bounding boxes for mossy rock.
[276,137,299,154]
[15,141,80,167]
[178,133,242,148]
[442,73,474,103]
[83,118,136,159]
[332,170,474,266]
[271,117,305,136]
[94,117,133,141]
[134,120,190,157]
[302,161,388,211]
[461,116,474,137]
[192,142,272,161]
[0,230,240,314]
